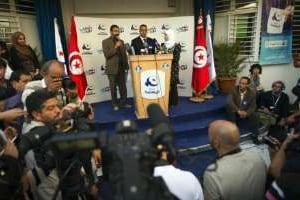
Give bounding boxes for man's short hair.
[0,58,6,69]
[40,60,63,75]
[110,24,119,31]
[9,70,31,82]
[139,24,147,29]
[240,76,251,84]
[26,89,56,117]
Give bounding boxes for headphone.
[272,80,286,91]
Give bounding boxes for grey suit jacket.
[227,86,257,115]
[102,36,129,75]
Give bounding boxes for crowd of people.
[0,24,299,200]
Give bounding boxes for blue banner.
[260,33,292,65]
[259,0,294,65]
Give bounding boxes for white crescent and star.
[194,46,207,68]
[69,51,84,75]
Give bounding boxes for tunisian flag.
[191,14,210,94]
[68,16,87,100]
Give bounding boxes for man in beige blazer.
[102,24,130,111]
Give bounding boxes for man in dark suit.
[131,24,156,55]
[226,76,260,143]
[102,24,131,111]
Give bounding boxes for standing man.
[102,24,131,111]
[131,24,156,55]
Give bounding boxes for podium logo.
[97,24,108,35]
[141,70,165,99]
[177,25,189,32]
[86,86,96,96]
[145,76,158,87]
[80,26,92,33]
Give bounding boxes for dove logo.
[145,76,158,87]
[82,44,93,55]
[162,24,171,30]
[267,7,285,34]
[130,24,139,35]
[141,70,165,99]
[86,86,96,96]
[97,24,108,35]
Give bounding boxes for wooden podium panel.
[129,54,173,119]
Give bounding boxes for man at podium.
[131,24,156,55]
[102,25,131,111]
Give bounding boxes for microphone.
[124,43,132,55]
[143,40,149,54]
[147,103,176,162]
[154,39,161,53]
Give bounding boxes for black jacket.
[131,36,156,55]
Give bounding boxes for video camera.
[16,103,177,200]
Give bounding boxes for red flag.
[68,16,87,100]
[192,14,210,94]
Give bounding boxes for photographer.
[23,89,98,200]
[266,129,300,199]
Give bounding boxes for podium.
[129,54,173,119]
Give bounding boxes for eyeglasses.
[50,76,64,82]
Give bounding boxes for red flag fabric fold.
[68,16,87,100]
[191,14,210,94]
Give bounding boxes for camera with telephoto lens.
[13,103,176,199]
[49,103,177,200]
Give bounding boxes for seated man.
[226,76,260,140]
[203,120,267,200]
[258,80,290,124]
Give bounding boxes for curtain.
[35,0,67,62]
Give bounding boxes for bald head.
[209,120,240,152]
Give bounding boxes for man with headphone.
[259,80,290,123]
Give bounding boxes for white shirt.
[154,165,204,200]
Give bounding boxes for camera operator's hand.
[92,149,102,167]
[237,110,247,118]
[4,126,17,142]
[0,108,26,121]
[88,104,95,120]
[3,141,19,158]
[59,103,79,119]
[89,183,99,199]
[281,129,300,150]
